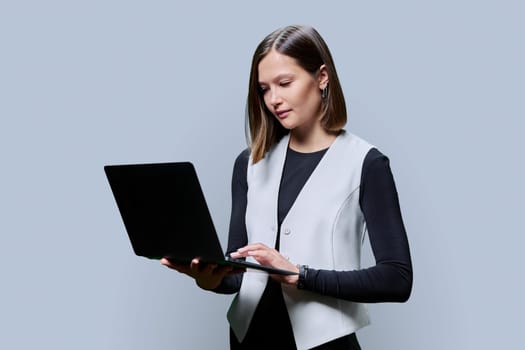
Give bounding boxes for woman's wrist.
[296,264,309,289]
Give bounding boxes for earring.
[321,84,328,99]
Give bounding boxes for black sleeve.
[212,148,250,294]
[301,148,413,303]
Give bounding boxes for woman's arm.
[301,149,413,303]
[212,149,250,294]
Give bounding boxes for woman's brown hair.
[247,25,347,163]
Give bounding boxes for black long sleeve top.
[215,146,412,303]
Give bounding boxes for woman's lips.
[276,109,291,119]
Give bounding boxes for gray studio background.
[1,0,523,349]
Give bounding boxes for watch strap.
[297,264,309,289]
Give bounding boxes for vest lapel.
[279,131,345,225]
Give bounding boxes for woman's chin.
[277,120,295,130]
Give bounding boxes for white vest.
[227,130,373,350]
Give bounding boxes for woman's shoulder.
[232,148,250,175]
[365,147,388,164]
[234,148,250,165]
[361,147,394,187]
[339,130,388,163]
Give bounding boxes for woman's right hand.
[160,257,239,291]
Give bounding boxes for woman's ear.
[318,64,329,89]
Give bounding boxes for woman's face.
[258,50,327,133]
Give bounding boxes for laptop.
[104,161,297,275]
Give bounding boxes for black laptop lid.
[104,162,225,262]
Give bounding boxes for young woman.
[161,25,413,350]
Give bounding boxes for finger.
[161,258,192,274]
[190,258,201,275]
[251,250,295,269]
[236,243,269,254]
[249,247,279,260]
[161,257,179,269]
[202,263,218,275]
[229,251,244,258]
[231,249,264,259]
[189,258,219,274]
[233,243,274,259]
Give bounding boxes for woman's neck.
[289,124,339,153]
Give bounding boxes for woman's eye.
[280,81,291,87]
[259,86,268,94]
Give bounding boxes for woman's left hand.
[230,243,299,285]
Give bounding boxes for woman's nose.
[268,89,282,107]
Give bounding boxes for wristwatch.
[297,264,309,289]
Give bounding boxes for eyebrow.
[258,73,295,85]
